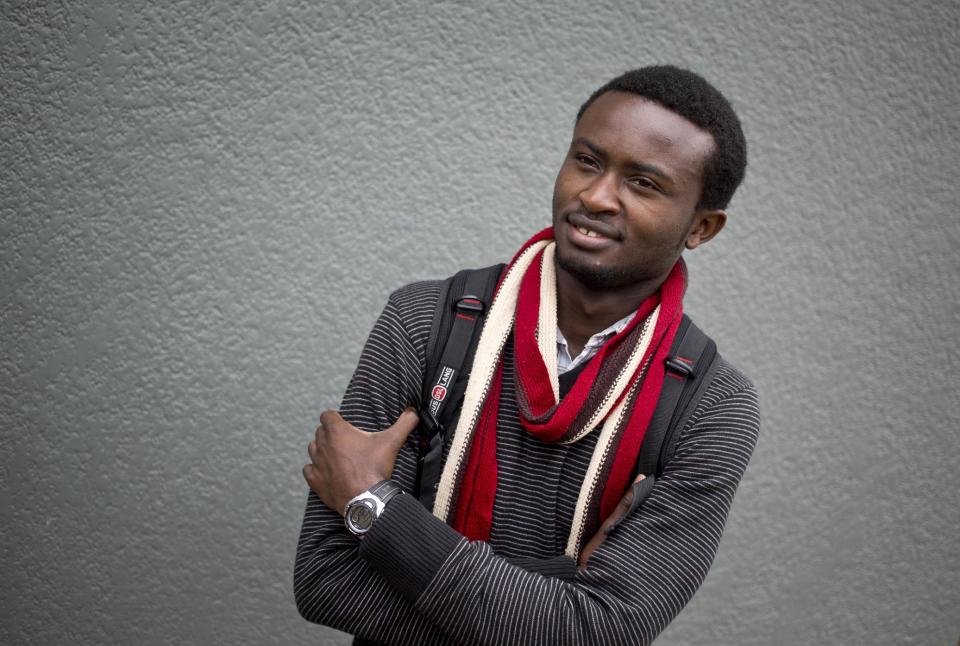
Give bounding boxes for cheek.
[659,222,690,254]
[552,163,581,205]
[668,216,690,242]
[626,210,690,252]
[552,178,571,219]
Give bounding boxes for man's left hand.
[578,474,646,570]
[303,408,419,515]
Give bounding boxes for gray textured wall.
[2,0,957,644]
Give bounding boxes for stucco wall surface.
[2,0,957,644]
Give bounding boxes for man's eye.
[575,154,599,169]
[630,176,659,191]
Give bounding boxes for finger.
[302,464,313,483]
[308,440,317,463]
[601,476,648,532]
[615,474,646,511]
[384,407,420,448]
[605,475,653,534]
[602,511,627,535]
[616,474,647,511]
[319,410,344,431]
[578,538,599,569]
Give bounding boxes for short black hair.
[577,66,746,210]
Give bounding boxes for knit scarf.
[432,227,687,558]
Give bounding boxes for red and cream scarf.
[432,227,687,558]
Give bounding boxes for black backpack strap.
[415,264,505,510]
[660,319,720,471]
[627,315,719,512]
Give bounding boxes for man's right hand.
[303,408,419,517]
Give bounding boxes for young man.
[295,66,760,645]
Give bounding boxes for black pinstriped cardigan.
[294,278,760,645]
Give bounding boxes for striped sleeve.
[293,281,457,644]
[294,279,761,646]
[359,368,760,646]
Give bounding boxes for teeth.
[577,226,600,238]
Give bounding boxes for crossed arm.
[293,288,760,645]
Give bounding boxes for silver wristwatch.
[343,479,404,538]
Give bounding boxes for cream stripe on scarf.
[562,305,659,444]
[564,382,635,557]
[434,238,661,560]
[564,312,657,557]
[538,244,559,401]
[433,240,550,521]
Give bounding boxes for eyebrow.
[572,137,675,184]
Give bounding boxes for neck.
[555,263,665,357]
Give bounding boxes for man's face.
[552,91,717,290]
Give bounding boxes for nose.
[579,172,621,215]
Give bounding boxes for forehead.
[574,91,715,183]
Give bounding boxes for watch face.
[347,501,376,533]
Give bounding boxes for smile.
[566,219,619,251]
[565,213,621,249]
[576,225,607,239]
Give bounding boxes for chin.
[555,246,632,290]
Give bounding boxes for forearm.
[358,494,665,646]
[295,482,579,644]
[295,284,454,643]
[294,491,457,644]
[356,383,760,646]
[294,276,760,644]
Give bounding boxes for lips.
[575,225,603,238]
[566,212,620,241]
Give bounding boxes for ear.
[685,209,727,250]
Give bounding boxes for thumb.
[618,475,645,510]
[384,407,420,447]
